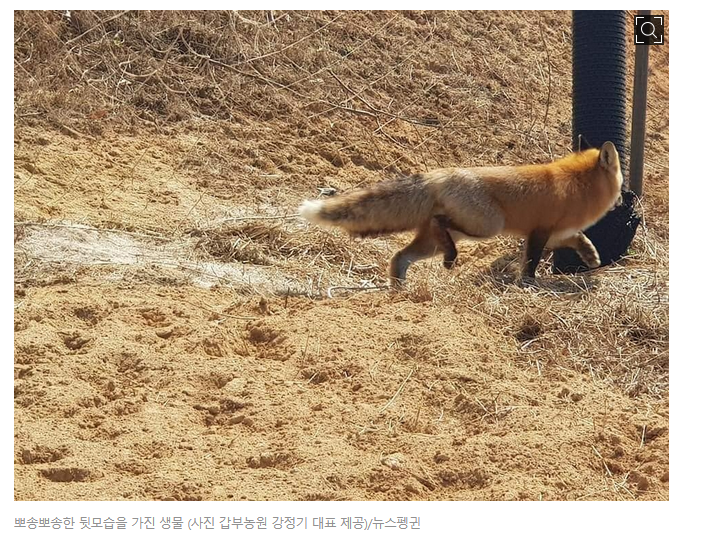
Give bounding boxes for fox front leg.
[548,231,601,269]
[569,232,601,269]
[522,229,551,279]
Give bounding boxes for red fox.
[299,142,623,286]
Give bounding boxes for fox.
[299,141,624,286]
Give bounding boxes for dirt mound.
[15,10,668,501]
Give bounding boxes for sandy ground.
[14,10,668,501]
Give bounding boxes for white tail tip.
[298,199,325,223]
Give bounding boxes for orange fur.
[300,142,624,285]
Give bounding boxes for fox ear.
[599,141,618,169]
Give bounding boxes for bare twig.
[326,285,389,298]
[379,368,415,414]
[65,10,131,46]
[538,17,553,159]
[219,214,301,224]
[240,13,343,65]
[328,69,439,128]
[14,221,170,241]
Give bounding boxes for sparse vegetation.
[15,10,668,501]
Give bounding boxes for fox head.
[598,141,624,207]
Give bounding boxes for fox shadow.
[464,249,600,294]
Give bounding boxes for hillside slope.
[14,10,668,501]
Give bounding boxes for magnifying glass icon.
[641,21,658,39]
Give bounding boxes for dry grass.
[189,205,668,399]
[14,10,669,501]
[15,10,577,172]
[387,224,669,399]
[15,10,669,400]
[196,221,387,270]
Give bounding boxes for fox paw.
[583,252,601,269]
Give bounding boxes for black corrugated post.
[553,10,641,274]
[571,10,629,172]
[629,10,650,198]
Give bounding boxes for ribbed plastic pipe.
[553,10,640,274]
[571,10,629,170]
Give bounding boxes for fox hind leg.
[433,194,506,271]
[430,215,458,269]
[438,187,506,240]
[389,225,438,286]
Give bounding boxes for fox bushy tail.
[299,175,434,237]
